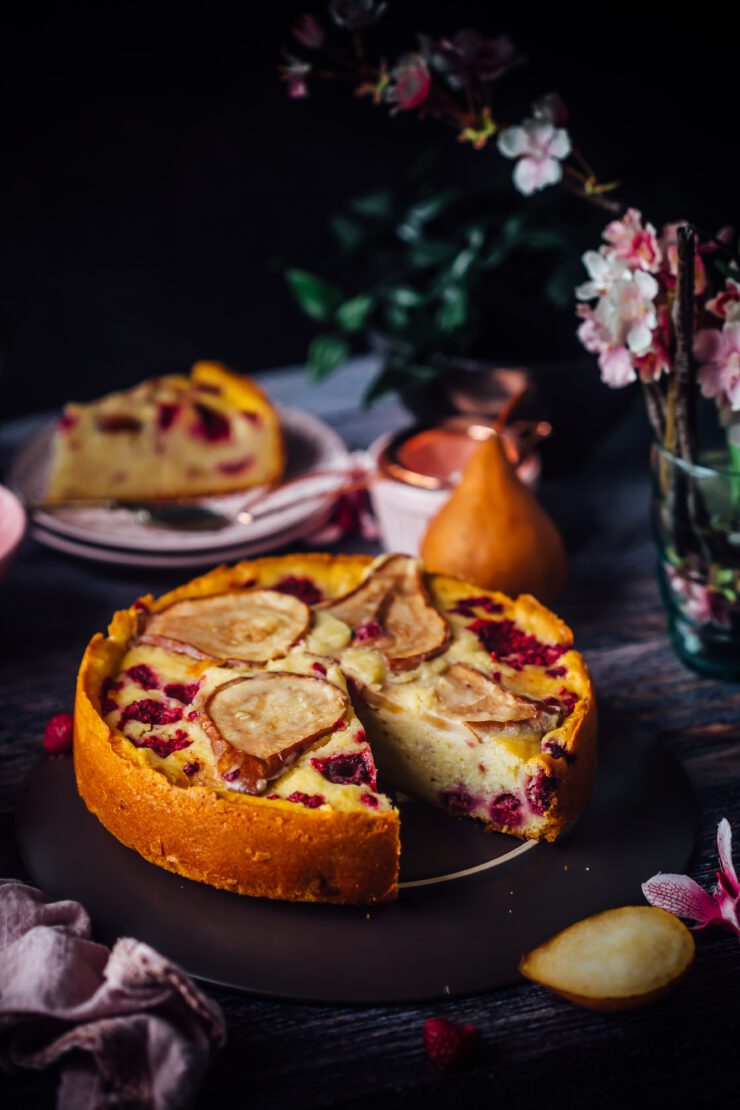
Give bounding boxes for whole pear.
[420,433,566,603]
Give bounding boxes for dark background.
[0,1,735,418]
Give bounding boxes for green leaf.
[306,333,349,380]
[716,259,740,281]
[436,284,468,332]
[396,190,459,243]
[349,189,394,220]
[384,304,409,332]
[363,362,402,406]
[517,228,571,251]
[449,228,485,280]
[385,286,423,308]
[286,269,343,323]
[545,263,580,308]
[331,215,367,253]
[336,294,375,334]
[363,352,444,406]
[480,245,510,270]
[501,213,528,242]
[408,239,458,268]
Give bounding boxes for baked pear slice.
[141,590,311,664]
[201,672,348,793]
[322,554,449,672]
[433,663,556,725]
[519,906,695,1011]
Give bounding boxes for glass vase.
[652,443,740,680]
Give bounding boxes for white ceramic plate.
[10,406,351,566]
[29,513,334,568]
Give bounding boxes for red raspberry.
[423,1018,478,1070]
[43,713,74,754]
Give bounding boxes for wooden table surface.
[1,361,737,1108]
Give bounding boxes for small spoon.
[30,497,240,532]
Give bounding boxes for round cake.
[74,553,597,905]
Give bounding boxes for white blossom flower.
[497,116,571,196]
[595,270,659,358]
[575,250,629,300]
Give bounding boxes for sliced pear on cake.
[201,672,348,793]
[141,590,311,664]
[322,554,449,672]
[519,906,695,1011]
[433,663,549,723]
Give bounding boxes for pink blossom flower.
[576,305,635,388]
[576,269,660,388]
[330,0,387,29]
[602,208,662,273]
[497,114,571,196]
[292,13,325,50]
[280,55,312,99]
[575,250,629,300]
[431,31,522,91]
[597,271,659,357]
[707,278,740,322]
[575,209,670,386]
[633,304,671,382]
[643,818,740,941]
[386,53,432,112]
[665,566,730,627]
[696,320,740,411]
[698,226,735,255]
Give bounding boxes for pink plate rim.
[0,484,27,559]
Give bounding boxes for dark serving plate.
[16,704,697,1005]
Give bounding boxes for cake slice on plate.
[46,361,284,501]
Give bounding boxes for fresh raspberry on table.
[423,1017,479,1069]
[43,713,74,754]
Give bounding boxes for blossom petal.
[717,818,739,891]
[511,157,538,195]
[497,126,529,159]
[694,328,723,363]
[513,156,562,196]
[575,280,599,302]
[599,345,635,388]
[547,127,571,160]
[633,269,659,300]
[642,873,722,928]
[626,323,652,357]
[699,363,725,401]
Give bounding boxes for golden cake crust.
[74,554,596,904]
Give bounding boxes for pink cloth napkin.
[0,879,225,1109]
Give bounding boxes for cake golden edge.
[73,553,597,905]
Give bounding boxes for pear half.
[519,906,695,1011]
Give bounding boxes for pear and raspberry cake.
[47,361,284,502]
[74,553,596,905]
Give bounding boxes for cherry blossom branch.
[642,381,666,442]
[281,12,621,208]
[672,225,697,464]
[561,168,622,214]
